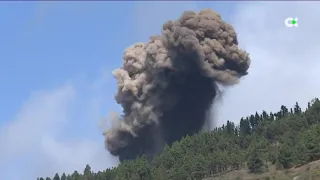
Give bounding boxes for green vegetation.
[38,98,320,180]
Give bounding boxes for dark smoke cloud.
[104,9,251,162]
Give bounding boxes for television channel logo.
[285,17,298,27]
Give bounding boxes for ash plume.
[104,9,251,162]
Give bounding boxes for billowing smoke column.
[104,9,251,162]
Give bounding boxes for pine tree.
[240,118,251,135]
[247,149,265,173]
[61,173,67,180]
[249,115,256,129]
[280,105,288,117]
[226,120,235,135]
[278,144,294,169]
[53,173,60,180]
[254,112,260,124]
[262,110,268,120]
[72,171,81,180]
[83,165,93,180]
[294,102,301,114]
[84,165,92,175]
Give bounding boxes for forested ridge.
[38,98,320,180]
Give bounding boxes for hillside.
[38,98,320,180]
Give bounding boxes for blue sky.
[0,1,238,144]
[0,1,237,125]
[1,1,320,180]
[1,2,130,123]
[0,2,238,179]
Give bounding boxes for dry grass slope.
[205,159,320,180]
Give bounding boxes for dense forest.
[38,98,320,180]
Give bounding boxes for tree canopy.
[38,98,320,180]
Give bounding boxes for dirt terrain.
[205,160,320,180]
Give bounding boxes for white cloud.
[0,85,75,160]
[216,2,320,126]
[0,77,118,180]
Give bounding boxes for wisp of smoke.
[104,9,251,162]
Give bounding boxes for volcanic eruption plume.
[104,9,251,162]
